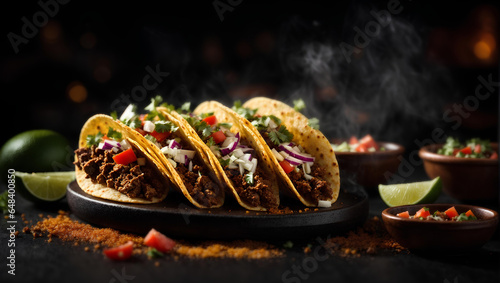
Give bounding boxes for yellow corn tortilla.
[118,110,225,209]
[242,97,340,206]
[75,114,169,204]
[160,102,280,211]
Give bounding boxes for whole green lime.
[0,130,73,202]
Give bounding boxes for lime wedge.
[15,171,75,202]
[378,177,442,207]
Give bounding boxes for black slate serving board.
[67,181,368,240]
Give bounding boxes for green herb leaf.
[179,102,191,113]
[308,118,320,130]
[145,95,163,112]
[147,248,164,258]
[232,101,257,120]
[245,172,254,185]
[107,127,122,140]
[219,158,230,167]
[144,134,157,144]
[293,99,306,112]
[154,120,178,133]
[86,132,104,147]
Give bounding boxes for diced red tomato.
[103,241,133,261]
[355,134,379,152]
[458,146,472,155]
[397,211,410,218]
[113,148,137,165]
[144,229,176,253]
[279,160,295,174]
[150,130,171,143]
[349,136,359,145]
[355,143,369,152]
[490,151,498,159]
[202,115,217,126]
[465,210,476,218]
[474,144,482,154]
[414,207,431,219]
[445,206,459,219]
[135,128,147,136]
[211,130,226,144]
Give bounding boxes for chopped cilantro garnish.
[308,118,320,130]
[268,125,294,146]
[244,172,254,185]
[154,120,178,133]
[86,132,104,147]
[144,134,157,144]
[219,158,230,167]
[147,248,164,258]
[145,95,164,112]
[179,102,191,113]
[233,101,257,120]
[456,213,478,221]
[293,98,306,112]
[107,127,122,140]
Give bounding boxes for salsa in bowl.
[382,204,499,250]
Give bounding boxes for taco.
[74,114,169,204]
[116,98,225,209]
[235,97,340,207]
[159,101,280,211]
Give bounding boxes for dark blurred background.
[1,0,498,152]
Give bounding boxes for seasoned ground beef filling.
[175,163,221,207]
[288,164,333,204]
[260,131,332,204]
[224,167,278,208]
[74,145,164,200]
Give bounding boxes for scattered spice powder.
[26,211,284,260]
[322,216,407,257]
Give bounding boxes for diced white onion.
[143,120,155,132]
[120,139,131,150]
[188,160,193,172]
[167,158,177,168]
[318,200,332,208]
[271,148,284,162]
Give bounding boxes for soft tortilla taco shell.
[120,110,225,209]
[185,101,280,211]
[242,97,340,206]
[76,115,169,204]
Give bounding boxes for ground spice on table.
[322,216,407,257]
[25,211,284,260]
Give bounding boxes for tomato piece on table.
[144,228,176,253]
[279,160,295,174]
[202,115,217,126]
[397,211,410,218]
[490,151,498,159]
[113,148,137,165]
[150,130,171,143]
[445,206,459,219]
[211,130,226,144]
[465,209,476,218]
[458,146,472,155]
[414,207,431,219]
[103,241,133,261]
[357,134,379,151]
[349,136,359,145]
